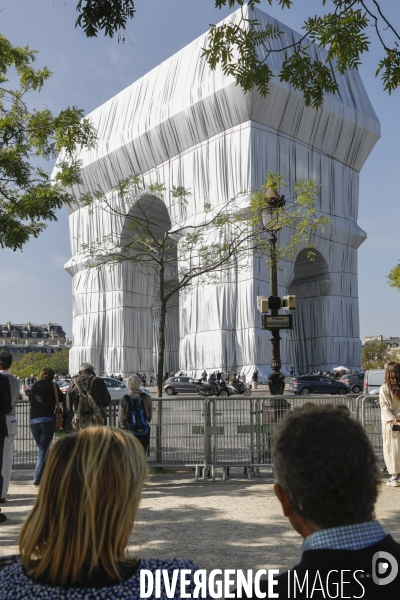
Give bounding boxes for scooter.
[228,381,252,396]
[197,379,235,397]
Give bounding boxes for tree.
[76,0,135,40]
[388,261,400,291]
[9,350,70,379]
[73,1,400,110]
[0,35,97,250]
[79,172,329,396]
[361,341,390,369]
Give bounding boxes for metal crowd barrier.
[12,395,384,477]
[360,394,384,465]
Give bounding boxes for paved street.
[0,469,399,573]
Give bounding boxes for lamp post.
[261,189,286,396]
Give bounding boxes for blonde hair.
[126,375,141,392]
[19,427,147,585]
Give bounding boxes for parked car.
[163,376,199,395]
[98,376,128,400]
[57,379,71,393]
[339,372,365,393]
[363,369,385,395]
[288,375,349,396]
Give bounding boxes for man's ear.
[274,483,295,517]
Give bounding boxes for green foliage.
[0,35,97,250]
[203,1,400,108]
[76,0,135,39]
[71,1,400,105]
[9,350,70,379]
[388,261,400,290]
[250,172,329,264]
[361,342,390,370]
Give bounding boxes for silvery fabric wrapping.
[60,7,380,378]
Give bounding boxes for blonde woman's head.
[126,375,141,392]
[19,427,147,585]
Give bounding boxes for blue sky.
[1,0,399,340]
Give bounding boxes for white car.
[102,377,151,400]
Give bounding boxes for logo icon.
[372,551,398,585]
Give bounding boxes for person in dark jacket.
[66,363,111,430]
[29,367,65,486]
[236,404,400,600]
[0,374,12,522]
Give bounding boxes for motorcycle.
[228,381,252,396]
[197,378,235,397]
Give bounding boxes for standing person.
[241,372,246,384]
[66,363,111,430]
[119,375,152,454]
[29,367,65,486]
[0,352,19,503]
[0,375,11,523]
[379,361,400,487]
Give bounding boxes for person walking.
[0,351,19,502]
[119,375,152,454]
[0,374,11,523]
[29,368,65,486]
[65,363,111,430]
[379,361,400,487]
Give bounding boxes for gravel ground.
[1,468,400,574]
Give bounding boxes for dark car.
[288,375,349,396]
[163,376,199,395]
[339,372,364,394]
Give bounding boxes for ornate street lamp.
[260,188,286,395]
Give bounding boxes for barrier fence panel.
[148,398,207,470]
[254,395,356,472]
[12,394,384,475]
[205,398,256,479]
[13,400,37,469]
[361,395,383,463]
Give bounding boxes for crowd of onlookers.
[1,353,400,598]
[0,366,399,597]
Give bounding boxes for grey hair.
[79,363,94,373]
[126,375,141,392]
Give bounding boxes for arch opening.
[121,194,179,375]
[288,249,331,373]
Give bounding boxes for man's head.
[79,363,95,374]
[273,404,380,535]
[0,351,12,370]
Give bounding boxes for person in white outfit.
[0,351,19,502]
[379,361,400,487]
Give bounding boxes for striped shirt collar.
[302,520,387,554]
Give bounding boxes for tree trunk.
[155,266,167,466]
[157,265,167,398]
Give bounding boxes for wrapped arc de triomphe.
[62,7,380,379]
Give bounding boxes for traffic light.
[282,295,296,309]
[256,296,269,313]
